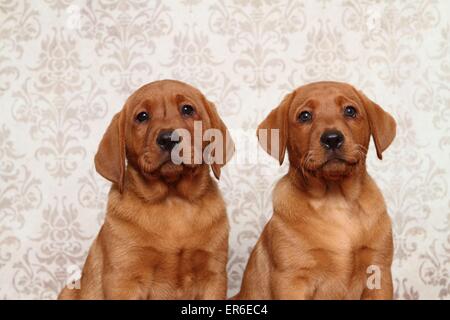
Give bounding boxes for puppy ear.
[203,99,235,180]
[356,90,396,160]
[94,111,126,192]
[257,92,294,165]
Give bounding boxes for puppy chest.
[148,198,226,240]
[309,196,366,247]
[307,196,372,297]
[311,246,374,299]
[146,248,221,298]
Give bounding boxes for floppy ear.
[94,111,126,192]
[356,90,396,160]
[257,92,294,165]
[203,99,235,179]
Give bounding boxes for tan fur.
[58,80,234,300]
[236,81,396,300]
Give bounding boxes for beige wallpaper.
[0,0,449,299]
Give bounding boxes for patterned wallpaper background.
[0,0,449,299]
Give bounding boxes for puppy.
[58,80,234,299]
[236,81,396,300]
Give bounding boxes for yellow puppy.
[236,81,396,300]
[58,80,234,299]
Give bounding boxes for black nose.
[156,130,179,151]
[320,130,344,150]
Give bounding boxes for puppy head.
[257,81,396,180]
[94,80,234,191]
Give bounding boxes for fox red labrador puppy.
[236,81,396,300]
[58,80,234,299]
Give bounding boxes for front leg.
[195,251,228,299]
[272,271,314,300]
[195,226,229,300]
[361,264,393,300]
[102,271,148,300]
[361,221,394,300]
[196,271,227,300]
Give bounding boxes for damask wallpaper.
[0,0,449,300]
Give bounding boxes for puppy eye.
[298,111,313,123]
[344,106,357,118]
[180,104,195,117]
[136,111,150,123]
